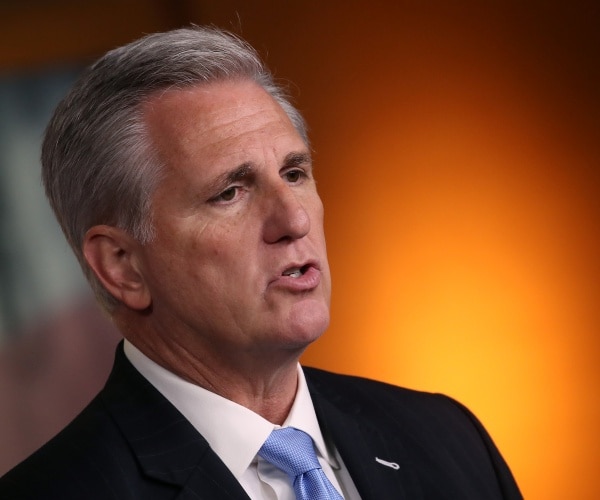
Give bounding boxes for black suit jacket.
[0,344,522,499]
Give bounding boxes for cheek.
[164,222,224,262]
[308,195,326,228]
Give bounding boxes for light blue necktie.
[258,427,344,500]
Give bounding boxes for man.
[0,27,522,499]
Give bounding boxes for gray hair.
[41,26,309,311]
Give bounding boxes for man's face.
[137,80,330,358]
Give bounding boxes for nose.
[262,184,311,244]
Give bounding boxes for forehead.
[142,80,305,174]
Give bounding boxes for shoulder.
[303,366,499,459]
[0,345,179,499]
[303,365,464,415]
[0,393,134,499]
[303,366,523,499]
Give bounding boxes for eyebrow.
[207,163,254,196]
[283,151,312,169]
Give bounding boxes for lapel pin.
[375,457,400,470]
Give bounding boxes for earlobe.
[83,225,151,311]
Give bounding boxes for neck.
[119,317,304,424]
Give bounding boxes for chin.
[284,300,330,347]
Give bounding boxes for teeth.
[283,268,302,278]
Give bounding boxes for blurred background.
[0,1,598,498]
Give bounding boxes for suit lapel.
[101,344,250,500]
[306,368,424,500]
[101,346,425,499]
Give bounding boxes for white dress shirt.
[124,341,361,499]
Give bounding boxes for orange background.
[2,1,599,498]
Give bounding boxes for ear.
[83,225,151,311]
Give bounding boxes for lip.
[269,261,321,292]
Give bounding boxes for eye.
[284,169,306,183]
[211,186,240,203]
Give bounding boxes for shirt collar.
[124,340,339,480]
[282,366,339,470]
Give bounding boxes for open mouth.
[282,264,310,278]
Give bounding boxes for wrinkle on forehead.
[142,80,300,172]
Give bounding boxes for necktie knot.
[259,427,321,476]
[258,427,344,500]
